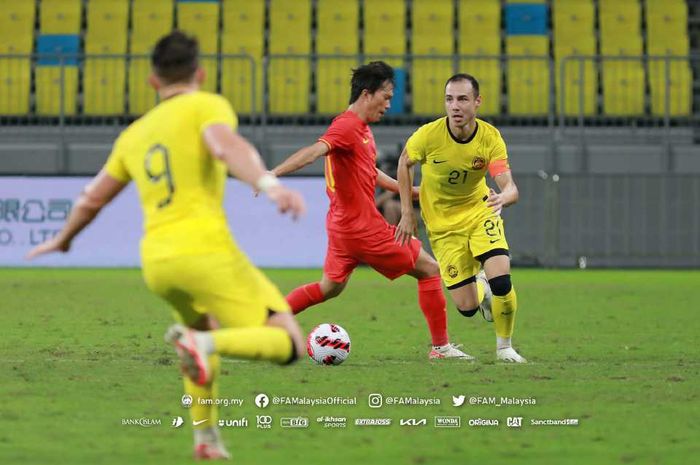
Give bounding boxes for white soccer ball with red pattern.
[307,323,351,365]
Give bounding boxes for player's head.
[444,73,482,127]
[149,31,204,89]
[349,61,394,123]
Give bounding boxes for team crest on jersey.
[472,157,486,170]
[446,265,459,279]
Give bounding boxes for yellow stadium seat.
[40,0,81,34]
[506,0,545,3]
[458,0,501,53]
[221,0,265,113]
[84,57,127,115]
[412,0,453,55]
[507,59,550,115]
[557,57,597,116]
[269,0,311,54]
[553,0,595,48]
[35,67,78,115]
[85,0,128,53]
[268,0,311,113]
[602,61,645,115]
[0,58,31,114]
[130,0,173,114]
[316,0,358,113]
[316,58,356,114]
[412,59,453,115]
[599,0,642,56]
[646,0,689,56]
[458,58,501,115]
[178,1,219,93]
[364,0,405,66]
[268,59,311,114]
[506,36,548,56]
[648,60,692,116]
[0,0,35,53]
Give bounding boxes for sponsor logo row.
[151,416,579,429]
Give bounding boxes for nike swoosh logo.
[489,239,499,243]
[192,419,208,426]
[432,160,447,164]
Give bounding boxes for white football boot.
[476,270,493,322]
[496,347,527,363]
[165,324,212,385]
[429,343,475,360]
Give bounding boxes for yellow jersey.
[405,117,510,234]
[104,91,238,261]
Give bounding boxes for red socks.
[417,276,449,346]
[286,282,325,315]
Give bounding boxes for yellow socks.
[186,353,221,429]
[212,326,293,364]
[493,286,517,339]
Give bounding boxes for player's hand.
[265,185,306,220]
[411,186,420,200]
[25,236,71,260]
[486,188,504,216]
[395,211,417,246]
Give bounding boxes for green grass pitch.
[1,268,697,465]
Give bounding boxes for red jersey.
[318,111,388,238]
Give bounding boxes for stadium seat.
[646,0,689,56]
[268,0,311,114]
[599,0,645,116]
[0,1,35,114]
[84,0,129,115]
[316,0,359,114]
[129,0,173,114]
[177,0,219,94]
[35,34,79,115]
[506,36,550,115]
[458,0,500,50]
[553,0,596,115]
[364,0,405,66]
[648,60,692,116]
[40,0,81,34]
[412,0,453,115]
[221,0,264,113]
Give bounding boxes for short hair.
[445,73,480,98]
[349,61,395,104]
[151,31,199,84]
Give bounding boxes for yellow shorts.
[142,248,290,328]
[428,207,509,288]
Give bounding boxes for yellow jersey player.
[27,31,307,459]
[395,73,527,363]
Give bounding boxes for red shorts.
[324,225,422,282]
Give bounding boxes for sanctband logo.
[434,416,461,428]
[400,418,427,427]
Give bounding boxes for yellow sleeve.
[405,126,427,163]
[199,93,238,133]
[104,133,132,182]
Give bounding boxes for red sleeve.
[318,116,356,153]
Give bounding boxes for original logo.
[181,394,193,409]
[507,417,523,428]
[256,415,272,429]
[468,418,500,427]
[472,157,486,170]
[255,393,270,409]
[452,395,465,407]
[280,417,309,428]
[446,265,459,279]
[399,418,427,426]
[171,416,184,428]
[434,416,461,428]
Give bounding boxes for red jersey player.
[271,61,471,359]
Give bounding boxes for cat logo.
[446,265,458,279]
[472,157,486,170]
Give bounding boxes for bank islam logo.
[256,415,272,429]
[452,395,466,407]
[255,393,270,409]
[507,417,523,428]
[171,416,184,428]
[181,394,193,409]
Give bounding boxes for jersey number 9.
[145,144,175,208]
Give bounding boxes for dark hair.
[349,61,395,104]
[445,73,480,97]
[151,31,199,84]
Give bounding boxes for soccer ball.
[307,323,351,365]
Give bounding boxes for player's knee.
[458,306,479,318]
[488,274,512,296]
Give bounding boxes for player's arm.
[270,142,329,177]
[376,168,420,198]
[26,171,127,259]
[487,170,519,215]
[203,124,306,218]
[394,147,419,245]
